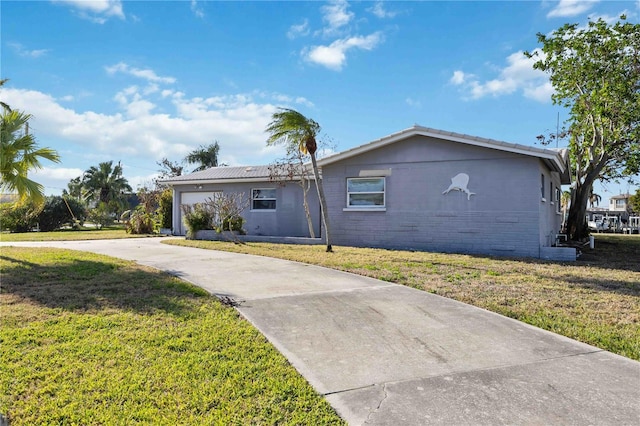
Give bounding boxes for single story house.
[161,125,574,260]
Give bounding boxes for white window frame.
[345,177,386,211]
[555,187,562,214]
[251,188,276,211]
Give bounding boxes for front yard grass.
[0,225,151,242]
[0,247,344,425]
[165,234,640,361]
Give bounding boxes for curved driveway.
[3,238,639,425]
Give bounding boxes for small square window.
[347,177,385,208]
[252,188,276,210]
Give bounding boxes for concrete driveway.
[2,238,639,425]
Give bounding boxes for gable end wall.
[321,135,550,258]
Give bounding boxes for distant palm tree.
[64,176,83,200]
[82,161,132,206]
[0,78,11,112]
[1,109,60,204]
[589,190,602,208]
[185,142,220,172]
[265,108,333,252]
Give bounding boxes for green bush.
[219,215,245,234]
[88,203,115,229]
[158,188,173,229]
[0,202,41,232]
[181,203,213,238]
[37,196,87,232]
[125,207,155,234]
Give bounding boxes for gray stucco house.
[162,126,574,260]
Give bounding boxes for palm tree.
[185,142,220,172]
[1,109,60,205]
[82,161,132,207]
[265,108,333,252]
[588,190,602,208]
[1,78,11,112]
[64,176,83,200]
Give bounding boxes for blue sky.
[2,0,638,205]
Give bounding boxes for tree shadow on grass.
[576,237,640,273]
[536,271,640,297]
[0,251,209,316]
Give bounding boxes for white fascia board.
[161,177,274,186]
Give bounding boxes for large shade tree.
[1,109,60,205]
[81,161,132,206]
[527,17,640,240]
[265,108,333,252]
[629,189,640,214]
[185,142,220,172]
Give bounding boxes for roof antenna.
[556,111,560,149]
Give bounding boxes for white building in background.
[609,193,632,212]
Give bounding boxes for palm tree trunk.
[309,153,332,252]
[301,178,315,238]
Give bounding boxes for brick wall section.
[173,181,320,237]
[321,135,557,259]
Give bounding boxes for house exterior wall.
[321,135,556,258]
[609,196,629,211]
[171,181,320,238]
[538,164,565,248]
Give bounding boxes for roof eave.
[318,126,570,178]
[159,176,274,186]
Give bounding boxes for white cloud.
[31,167,84,194]
[287,19,310,39]
[547,0,598,18]
[258,91,315,108]
[405,98,421,108]
[191,0,204,19]
[450,70,467,85]
[105,62,176,84]
[33,167,84,181]
[368,1,398,19]
[8,42,49,58]
[587,11,630,24]
[1,87,289,171]
[304,32,383,71]
[52,0,125,23]
[523,81,555,103]
[451,49,553,102]
[293,1,386,71]
[320,0,354,37]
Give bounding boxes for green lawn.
[165,234,640,361]
[0,248,344,425]
[0,226,152,242]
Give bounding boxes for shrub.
[158,188,173,229]
[125,207,155,234]
[0,202,41,232]
[219,215,245,234]
[208,192,249,235]
[181,203,214,238]
[37,196,87,231]
[88,202,115,229]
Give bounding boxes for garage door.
[178,191,219,235]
